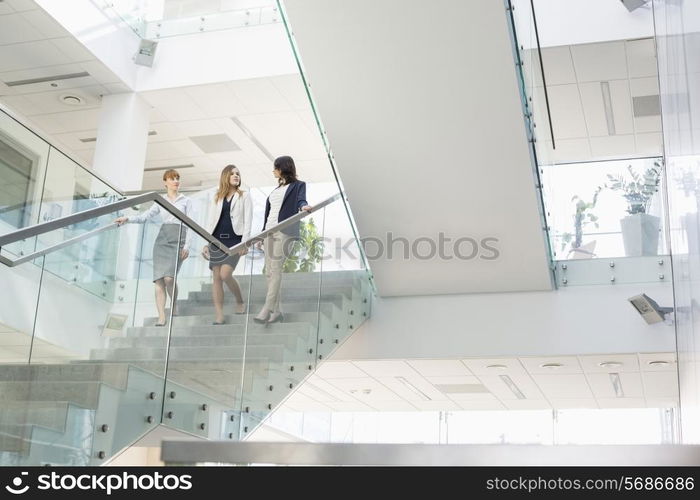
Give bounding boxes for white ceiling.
[524,38,663,164]
[279,353,680,413]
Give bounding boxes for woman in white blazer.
[202,165,253,324]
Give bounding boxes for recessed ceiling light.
[648,360,670,367]
[599,361,624,369]
[61,95,83,106]
[540,363,564,370]
[486,364,508,371]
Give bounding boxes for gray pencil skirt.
[152,224,185,282]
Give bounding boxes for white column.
[93,93,150,192]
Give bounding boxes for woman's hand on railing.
[301,205,312,212]
[201,245,210,260]
[115,216,128,225]
[180,248,189,261]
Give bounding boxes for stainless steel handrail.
[0,192,342,266]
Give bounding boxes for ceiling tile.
[407,359,473,377]
[502,399,552,410]
[0,94,43,115]
[578,354,640,373]
[477,374,545,401]
[325,401,374,412]
[638,353,677,371]
[375,375,449,402]
[5,0,39,12]
[571,41,628,82]
[626,38,657,78]
[20,8,69,38]
[463,358,527,376]
[228,78,289,113]
[629,77,659,97]
[175,119,221,137]
[148,122,186,143]
[635,132,663,155]
[586,372,644,398]
[520,356,583,374]
[545,84,588,140]
[51,37,94,63]
[352,360,416,378]
[539,138,591,164]
[454,398,505,411]
[30,107,101,134]
[589,134,636,158]
[184,83,248,118]
[641,371,679,399]
[237,111,326,160]
[539,46,577,86]
[270,74,311,110]
[548,399,599,409]
[645,398,678,408]
[319,375,403,402]
[365,401,418,411]
[0,12,43,43]
[145,139,201,161]
[79,61,122,85]
[142,88,206,122]
[597,398,647,409]
[0,40,73,72]
[21,85,104,113]
[425,375,482,385]
[609,79,635,135]
[409,400,462,411]
[531,373,593,399]
[315,361,368,379]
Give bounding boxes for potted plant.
[560,187,601,259]
[605,162,661,256]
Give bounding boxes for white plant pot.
[567,240,596,260]
[620,213,660,256]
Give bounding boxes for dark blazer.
[263,181,308,236]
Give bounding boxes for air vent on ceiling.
[432,383,489,394]
[3,72,90,87]
[144,163,195,172]
[80,130,157,143]
[633,95,661,117]
[189,134,240,154]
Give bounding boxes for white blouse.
[266,184,289,229]
[128,194,194,248]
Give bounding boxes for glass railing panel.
[239,211,325,437]
[545,157,667,261]
[316,201,371,362]
[161,225,250,439]
[0,249,43,365]
[555,255,671,286]
[0,205,173,465]
[0,110,51,236]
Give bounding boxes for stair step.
[0,363,129,386]
[142,310,322,328]
[0,381,106,408]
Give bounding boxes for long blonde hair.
[215,165,244,203]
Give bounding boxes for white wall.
[284,0,553,297]
[334,283,675,360]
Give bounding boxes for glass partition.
[97,0,280,39]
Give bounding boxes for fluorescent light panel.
[499,374,526,400]
[4,72,90,87]
[144,163,195,172]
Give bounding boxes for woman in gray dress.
[115,169,193,326]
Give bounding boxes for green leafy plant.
[560,187,601,252]
[282,218,324,273]
[605,162,661,215]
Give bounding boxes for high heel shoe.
[253,309,270,324]
[235,302,246,314]
[266,312,283,324]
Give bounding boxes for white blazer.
[205,190,253,243]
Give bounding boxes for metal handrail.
[0,192,342,266]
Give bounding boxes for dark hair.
[274,156,298,185]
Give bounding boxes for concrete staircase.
[0,270,371,465]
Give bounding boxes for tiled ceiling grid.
[522,38,663,164]
[280,354,679,412]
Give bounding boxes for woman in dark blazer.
[254,156,310,324]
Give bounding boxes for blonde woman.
[202,165,253,325]
[115,169,192,326]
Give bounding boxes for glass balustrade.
[0,192,372,464]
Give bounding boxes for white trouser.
[262,232,293,313]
